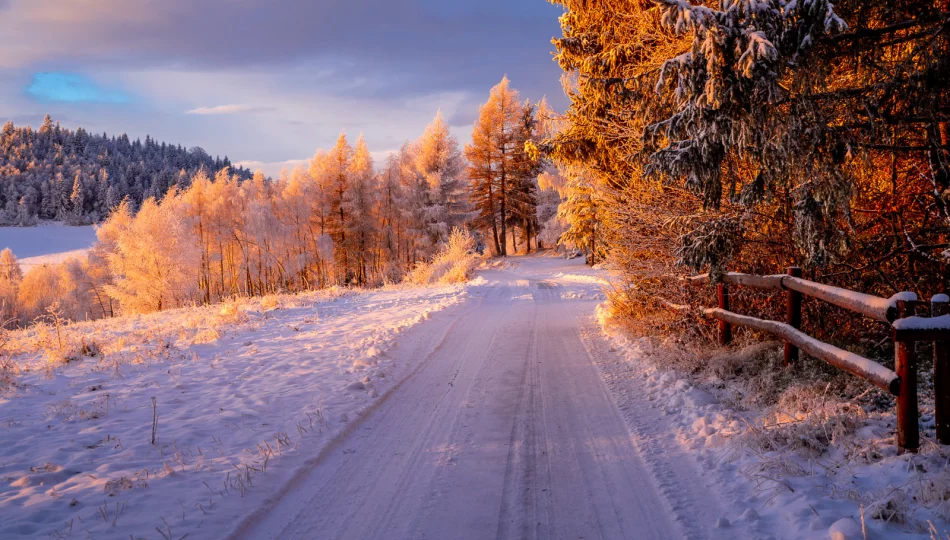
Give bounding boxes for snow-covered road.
[233,256,723,540]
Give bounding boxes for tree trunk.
[499,193,507,256]
[524,218,532,254]
[488,181,501,256]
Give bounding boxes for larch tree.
[376,152,408,279]
[345,134,376,286]
[100,197,200,314]
[466,77,524,256]
[6,110,485,323]
[327,132,355,281]
[413,111,469,249]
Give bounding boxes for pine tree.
[96,168,110,215]
[544,0,950,342]
[15,197,35,227]
[38,114,53,135]
[557,167,604,265]
[2,182,17,223]
[68,172,85,225]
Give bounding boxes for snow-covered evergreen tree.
[0,116,252,225]
[68,173,85,225]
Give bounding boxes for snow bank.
[18,249,90,272]
[596,311,950,540]
[552,271,610,286]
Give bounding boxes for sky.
[0,0,568,177]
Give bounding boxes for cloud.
[0,0,566,105]
[25,72,129,103]
[186,104,274,116]
[0,0,568,173]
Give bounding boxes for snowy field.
[0,283,469,539]
[0,223,98,271]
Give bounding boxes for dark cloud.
[2,0,566,106]
[0,0,569,166]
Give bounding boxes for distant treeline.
[0,115,252,226]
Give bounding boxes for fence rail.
[691,267,950,453]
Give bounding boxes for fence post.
[785,266,803,366]
[933,294,949,445]
[895,299,919,454]
[718,282,732,345]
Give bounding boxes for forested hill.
[0,115,252,226]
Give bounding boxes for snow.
[231,255,722,540]
[0,222,97,271]
[0,222,97,259]
[783,277,903,322]
[892,314,950,331]
[2,251,945,539]
[829,518,862,540]
[890,291,920,303]
[933,294,950,303]
[0,283,468,539]
[600,321,950,540]
[19,249,91,271]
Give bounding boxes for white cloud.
[186,104,272,115]
[121,67,477,163]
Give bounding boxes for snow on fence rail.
[703,308,900,394]
[691,267,950,454]
[689,271,909,322]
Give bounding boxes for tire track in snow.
[234,257,724,540]
[578,321,727,540]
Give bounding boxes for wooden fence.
[691,267,950,454]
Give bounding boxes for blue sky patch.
[25,72,129,104]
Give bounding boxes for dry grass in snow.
[596,295,950,539]
[406,228,480,286]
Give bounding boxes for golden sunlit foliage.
[546,0,950,345]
